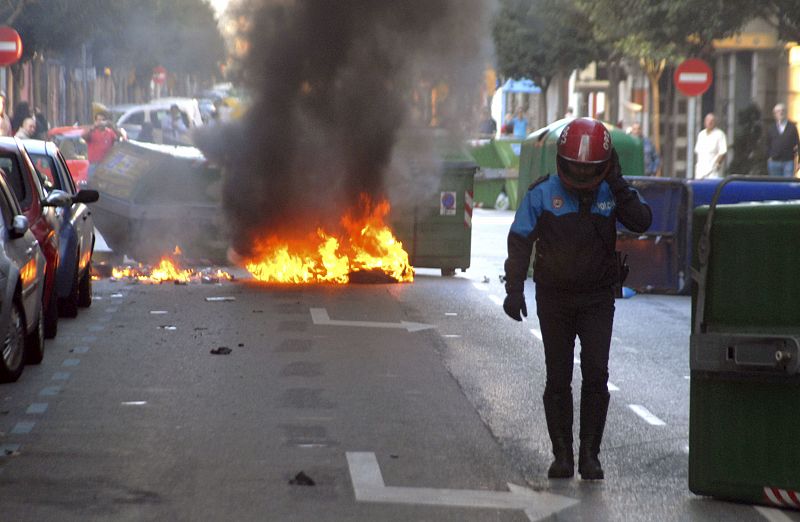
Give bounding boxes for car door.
[53,149,93,272]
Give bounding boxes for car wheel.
[441,267,456,277]
[44,292,58,339]
[60,260,80,318]
[24,299,45,365]
[78,262,92,308]
[0,300,26,383]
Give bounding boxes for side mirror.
[9,215,28,239]
[73,189,99,204]
[43,189,73,208]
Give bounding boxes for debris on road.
[158,325,177,331]
[210,347,232,355]
[289,471,315,486]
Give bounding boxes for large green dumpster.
[468,138,520,210]
[390,136,477,277]
[517,118,644,201]
[689,176,800,510]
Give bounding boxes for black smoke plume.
[197,0,487,258]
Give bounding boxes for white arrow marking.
[346,452,578,521]
[310,308,435,332]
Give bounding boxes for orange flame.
[111,249,233,284]
[245,195,413,284]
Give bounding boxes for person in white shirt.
[694,113,727,179]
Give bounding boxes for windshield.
[29,153,61,191]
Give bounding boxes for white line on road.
[11,422,35,434]
[52,372,70,381]
[530,328,543,341]
[629,405,666,426]
[121,401,147,406]
[346,452,578,520]
[26,403,48,415]
[489,295,504,306]
[71,346,90,354]
[443,334,462,338]
[39,386,61,396]
[88,325,105,332]
[310,308,435,332]
[62,359,81,367]
[754,506,796,522]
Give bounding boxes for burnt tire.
[0,300,26,383]
[24,300,45,365]
[78,262,92,308]
[44,292,58,339]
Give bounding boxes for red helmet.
[556,118,612,190]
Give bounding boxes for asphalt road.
[0,208,796,522]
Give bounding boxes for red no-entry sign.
[674,58,713,97]
[0,26,22,67]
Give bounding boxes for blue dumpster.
[618,177,800,294]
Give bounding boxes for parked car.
[25,140,99,317]
[109,99,203,142]
[46,126,90,186]
[0,169,47,382]
[0,137,73,339]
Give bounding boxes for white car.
[109,98,203,143]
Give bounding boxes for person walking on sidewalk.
[502,118,652,480]
[766,103,799,177]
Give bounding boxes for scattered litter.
[237,343,244,347]
[3,449,19,457]
[201,275,220,284]
[111,293,124,298]
[210,347,232,355]
[150,311,168,315]
[482,276,490,283]
[289,471,315,486]
[194,327,208,331]
[205,297,236,302]
[174,280,188,286]
[159,325,177,331]
[390,454,399,459]
[252,310,264,314]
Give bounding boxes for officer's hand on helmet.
[606,148,623,183]
[503,292,527,322]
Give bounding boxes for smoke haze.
[197,0,488,257]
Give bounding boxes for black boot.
[543,392,574,479]
[578,390,610,480]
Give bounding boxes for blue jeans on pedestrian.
[767,159,795,177]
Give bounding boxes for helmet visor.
[557,156,609,189]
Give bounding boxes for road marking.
[489,295,504,306]
[444,312,458,316]
[530,328,543,341]
[89,325,105,332]
[754,506,795,522]
[443,334,462,339]
[150,310,168,315]
[82,336,97,343]
[71,346,90,354]
[26,403,48,414]
[310,308,435,333]
[11,421,35,434]
[52,372,71,381]
[110,293,124,298]
[39,386,61,396]
[607,382,619,391]
[472,282,490,292]
[105,307,118,313]
[573,356,581,364]
[346,452,578,521]
[62,359,81,367]
[629,405,666,426]
[121,401,147,406]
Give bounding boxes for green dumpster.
[468,138,520,210]
[517,118,644,201]
[390,139,477,277]
[689,176,800,510]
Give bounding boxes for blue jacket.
[505,174,651,293]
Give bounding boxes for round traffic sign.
[152,66,167,86]
[674,58,713,97]
[0,26,22,67]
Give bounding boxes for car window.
[0,153,28,209]
[30,154,61,191]
[54,136,87,160]
[0,178,14,228]
[125,110,145,125]
[55,151,77,194]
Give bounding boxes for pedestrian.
[14,117,36,139]
[628,122,660,176]
[0,92,13,136]
[33,107,49,140]
[766,103,799,177]
[501,112,514,136]
[11,101,30,135]
[161,104,190,145]
[694,113,727,179]
[82,111,124,179]
[511,106,528,139]
[564,107,575,120]
[502,118,652,480]
[477,107,497,137]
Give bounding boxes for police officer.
[503,118,652,480]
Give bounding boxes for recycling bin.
[689,176,800,510]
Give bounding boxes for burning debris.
[244,195,413,284]
[110,249,234,284]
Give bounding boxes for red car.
[0,137,73,339]
[47,126,90,187]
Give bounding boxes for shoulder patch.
[528,174,550,191]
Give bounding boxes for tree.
[763,0,800,42]
[493,0,599,126]
[578,0,755,163]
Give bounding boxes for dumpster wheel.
[441,268,456,277]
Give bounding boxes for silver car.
[0,171,46,383]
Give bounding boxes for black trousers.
[535,286,615,398]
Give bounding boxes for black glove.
[606,148,631,197]
[503,292,527,322]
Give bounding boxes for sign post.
[674,59,713,179]
[0,26,22,67]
